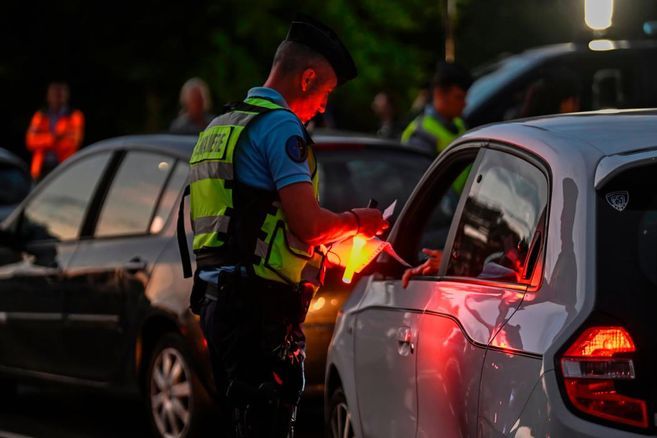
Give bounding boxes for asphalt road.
[0,385,324,438]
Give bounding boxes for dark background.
[2,0,656,162]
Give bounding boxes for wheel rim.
[150,347,193,438]
[331,401,354,438]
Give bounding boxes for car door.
[0,151,113,376]
[352,145,481,438]
[408,146,549,437]
[63,150,189,381]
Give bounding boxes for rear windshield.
[598,164,657,289]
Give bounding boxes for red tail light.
[560,327,648,429]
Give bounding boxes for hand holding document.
[331,200,410,284]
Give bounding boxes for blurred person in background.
[25,81,84,181]
[402,62,472,156]
[371,91,400,139]
[169,77,215,134]
[519,67,580,118]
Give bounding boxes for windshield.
[0,165,30,205]
[464,55,535,116]
[316,148,430,219]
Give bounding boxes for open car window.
[445,148,548,284]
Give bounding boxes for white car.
[325,110,657,437]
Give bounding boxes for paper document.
[382,200,397,220]
[329,236,411,274]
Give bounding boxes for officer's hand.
[351,208,389,238]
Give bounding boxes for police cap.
[285,15,357,86]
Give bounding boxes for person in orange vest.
[26,82,85,180]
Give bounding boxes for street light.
[585,0,614,31]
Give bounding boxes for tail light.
[560,326,648,429]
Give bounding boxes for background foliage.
[1,0,654,160]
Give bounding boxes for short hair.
[272,40,327,75]
[432,62,473,92]
[179,77,212,112]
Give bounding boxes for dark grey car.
[0,148,30,221]
[465,39,657,127]
[0,134,430,437]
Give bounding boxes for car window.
[418,166,472,255]
[316,149,430,217]
[150,161,189,234]
[390,149,480,270]
[445,149,548,283]
[95,151,174,237]
[21,153,112,241]
[465,55,535,117]
[0,164,30,205]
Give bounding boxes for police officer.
[184,16,388,437]
[402,62,473,193]
[401,62,472,154]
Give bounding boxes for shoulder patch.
[285,135,308,163]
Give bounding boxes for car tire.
[327,385,356,438]
[145,332,210,438]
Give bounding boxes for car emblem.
[606,191,629,212]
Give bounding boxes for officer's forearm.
[279,182,357,246]
[302,209,358,246]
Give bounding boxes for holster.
[295,281,315,324]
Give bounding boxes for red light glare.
[564,327,635,358]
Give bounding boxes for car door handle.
[397,326,415,356]
[122,257,147,273]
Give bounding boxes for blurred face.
[371,92,393,119]
[184,87,205,118]
[290,62,337,123]
[47,84,69,111]
[434,85,467,120]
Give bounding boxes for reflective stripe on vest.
[401,113,465,155]
[188,97,324,287]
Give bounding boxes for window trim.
[83,150,183,241]
[438,142,552,290]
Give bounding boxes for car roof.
[81,132,431,159]
[496,39,657,64]
[462,109,657,158]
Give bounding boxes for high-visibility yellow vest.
[402,113,469,192]
[402,113,465,153]
[188,97,324,287]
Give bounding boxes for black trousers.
[199,273,305,437]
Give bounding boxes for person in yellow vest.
[184,16,387,437]
[402,62,472,193]
[402,62,472,155]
